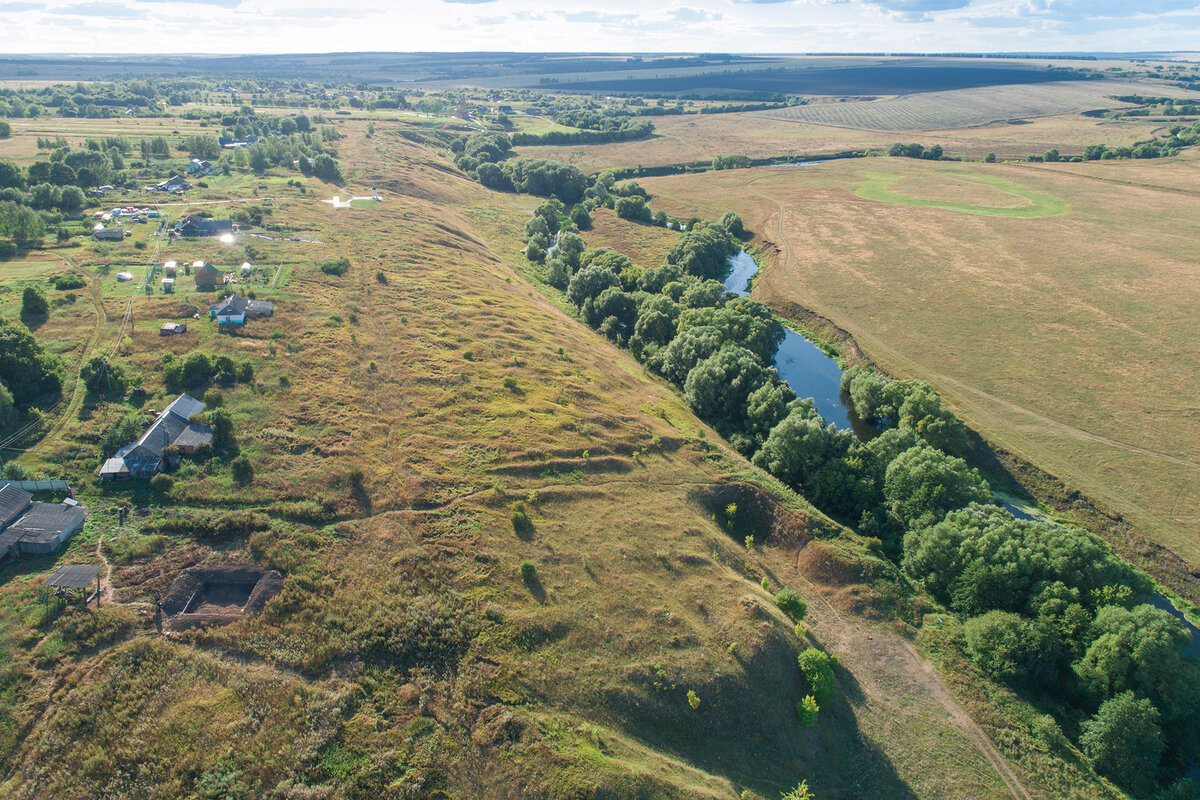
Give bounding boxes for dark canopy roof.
[44,564,102,589]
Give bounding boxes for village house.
[185,159,214,176]
[218,135,258,148]
[175,214,234,238]
[150,174,191,193]
[99,394,213,481]
[193,262,229,289]
[0,484,86,565]
[210,293,274,325]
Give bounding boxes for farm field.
[512,106,1176,172]
[755,80,1200,131]
[639,154,1200,565]
[546,60,1094,96]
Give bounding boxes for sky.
[1,0,1199,55]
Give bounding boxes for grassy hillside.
[0,112,1140,800]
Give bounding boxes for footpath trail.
[91,505,152,609]
[22,258,107,458]
[794,555,1034,800]
[748,183,1200,473]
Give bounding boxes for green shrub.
[511,504,533,537]
[775,589,808,622]
[230,456,254,485]
[144,510,269,538]
[2,459,29,480]
[21,286,48,316]
[797,647,835,704]
[51,274,86,290]
[150,473,174,494]
[797,694,819,726]
[519,560,537,582]
[320,257,350,276]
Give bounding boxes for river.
[722,253,1200,780]
[724,250,856,431]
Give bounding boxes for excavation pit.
[161,565,283,631]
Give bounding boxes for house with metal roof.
[152,174,191,193]
[0,484,86,564]
[0,484,33,530]
[99,393,213,481]
[186,159,214,176]
[3,503,86,554]
[209,294,274,325]
[93,226,126,241]
[194,262,229,289]
[175,214,234,239]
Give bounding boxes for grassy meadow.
[639,154,1200,568]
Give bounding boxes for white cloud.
[0,0,1198,53]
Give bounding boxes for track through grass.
[855,171,1070,217]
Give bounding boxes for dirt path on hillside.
[746,182,1200,474]
[793,559,1034,800]
[93,518,153,610]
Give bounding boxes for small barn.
[93,227,125,241]
[161,277,174,294]
[163,261,178,277]
[160,322,187,336]
[0,485,86,564]
[4,503,86,554]
[176,214,234,239]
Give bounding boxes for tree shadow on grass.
[521,571,546,603]
[591,607,921,800]
[19,311,47,331]
[512,513,535,542]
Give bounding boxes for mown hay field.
[754,80,1200,131]
[640,154,1200,564]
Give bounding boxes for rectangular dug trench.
[162,565,283,631]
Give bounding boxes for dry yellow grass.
[583,206,680,269]
[641,154,1200,565]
